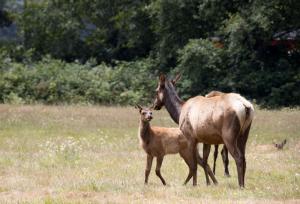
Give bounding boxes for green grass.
[0,104,299,203]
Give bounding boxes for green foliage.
[1,0,300,107]
[19,1,84,61]
[17,0,155,62]
[174,39,227,99]
[152,0,201,70]
[172,0,300,107]
[0,56,156,105]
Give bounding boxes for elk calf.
[136,105,217,186]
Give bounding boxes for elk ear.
[135,104,143,112]
[159,74,166,88]
[159,74,166,83]
[171,73,181,85]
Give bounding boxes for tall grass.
[0,105,299,203]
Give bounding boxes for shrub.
[0,55,157,105]
[174,39,228,99]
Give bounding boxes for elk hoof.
[225,173,231,177]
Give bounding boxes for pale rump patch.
[226,93,254,129]
[228,97,247,126]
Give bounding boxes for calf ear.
[135,104,143,112]
[171,73,181,85]
[149,104,153,110]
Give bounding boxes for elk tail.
[238,97,254,137]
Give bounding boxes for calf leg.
[156,156,166,185]
[180,146,197,186]
[145,154,153,184]
[221,145,230,177]
[181,156,197,186]
[183,165,195,186]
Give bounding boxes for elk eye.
[142,112,146,115]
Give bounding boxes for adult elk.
[152,74,254,188]
[205,91,230,177]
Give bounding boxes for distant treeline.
[0,0,300,107]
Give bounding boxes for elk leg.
[221,145,230,177]
[222,112,245,188]
[213,145,219,175]
[156,156,166,185]
[145,154,153,184]
[238,123,252,186]
[192,144,198,186]
[203,144,211,185]
[223,139,244,188]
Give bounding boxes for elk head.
[152,73,181,110]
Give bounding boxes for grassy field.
[0,104,299,203]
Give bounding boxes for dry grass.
[0,104,299,203]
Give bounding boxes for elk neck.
[164,83,184,124]
[139,120,151,144]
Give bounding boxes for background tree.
[0,0,299,106]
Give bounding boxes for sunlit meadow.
[0,105,299,203]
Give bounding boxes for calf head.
[135,104,153,122]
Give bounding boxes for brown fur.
[136,106,217,186]
[205,91,225,98]
[206,91,230,177]
[153,75,254,188]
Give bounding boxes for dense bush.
[17,0,154,62]
[0,54,157,105]
[174,39,228,99]
[1,0,300,107]
[174,39,300,107]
